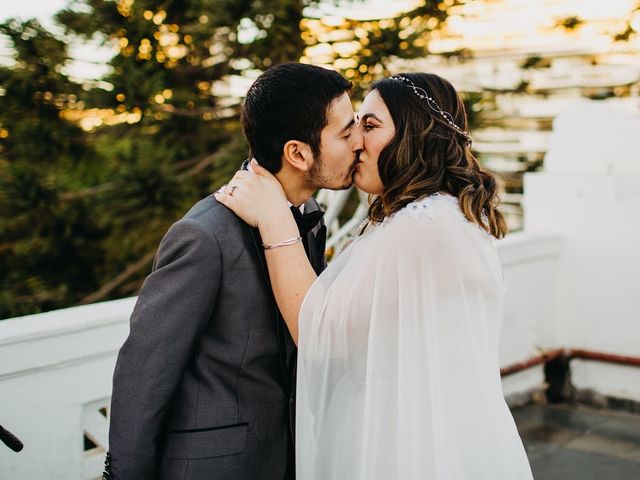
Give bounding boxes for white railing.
[0,231,562,480]
[0,298,134,480]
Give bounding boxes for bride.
[216,72,534,479]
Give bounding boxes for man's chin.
[317,172,355,191]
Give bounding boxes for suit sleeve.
[106,218,222,479]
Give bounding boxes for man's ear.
[282,140,313,173]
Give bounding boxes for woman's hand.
[216,160,315,345]
[215,159,291,229]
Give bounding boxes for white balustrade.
[0,232,561,479]
[1,99,639,480]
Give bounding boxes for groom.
[104,63,363,480]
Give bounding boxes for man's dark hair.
[241,63,351,173]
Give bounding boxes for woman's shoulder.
[376,192,495,248]
[381,192,459,226]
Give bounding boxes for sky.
[1,0,638,81]
[0,0,113,81]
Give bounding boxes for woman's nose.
[351,127,364,151]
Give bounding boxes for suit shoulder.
[178,194,246,240]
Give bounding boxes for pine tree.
[0,19,104,317]
[1,0,455,318]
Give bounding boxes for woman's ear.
[282,140,312,173]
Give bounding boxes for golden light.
[335,57,358,69]
[116,0,133,17]
[162,89,173,99]
[426,17,440,29]
[321,16,345,27]
[159,32,179,47]
[333,41,361,57]
[116,93,125,102]
[153,11,167,26]
[0,129,9,139]
[143,10,153,21]
[154,94,165,104]
[305,42,333,57]
[166,45,188,60]
[127,111,142,124]
[354,27,368,39]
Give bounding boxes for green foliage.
[1,0,455,319]
[0,19,104,317]
[301,1,454,97]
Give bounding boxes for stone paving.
[514,404,640,480]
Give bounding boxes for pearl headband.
[390,75,472,147]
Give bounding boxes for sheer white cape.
[296,194,533,479]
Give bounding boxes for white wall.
[523,99,640,401]
[3,100,640,478]
[498,231,562,399]
[0,298,133,480]
[0,233,562,479]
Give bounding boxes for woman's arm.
[259,213,317,345]
[215,162,317,344]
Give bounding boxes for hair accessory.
[263,236,302,250]
[390,75,472,146]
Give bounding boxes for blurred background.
[2,0,638,319]
[1,1,640,479]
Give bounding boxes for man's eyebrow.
[340,117,356,133]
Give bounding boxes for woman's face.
[355,89,395,195]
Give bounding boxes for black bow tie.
[290,206,324,236]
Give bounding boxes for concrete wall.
[0,232,561,479]
[0,298,133,480]
[523,99,640,401]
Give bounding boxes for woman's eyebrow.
[360,113,383,123]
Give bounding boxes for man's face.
[306,92,364,190]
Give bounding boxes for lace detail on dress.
[359,193,496,245]
[379,192,448,227]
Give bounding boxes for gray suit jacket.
[105,193,326,480]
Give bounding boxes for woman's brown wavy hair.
[367,72,507,239]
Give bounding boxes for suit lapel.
[243,178,327,385]
[247,226,292,388]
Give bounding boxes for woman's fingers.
[213,190,235,208]
[251,159,273,178]
[232,170,251,181]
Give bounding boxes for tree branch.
[77,248,157,305]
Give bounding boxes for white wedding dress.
[296,194,534,479]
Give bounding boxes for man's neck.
[274,170,314,208]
